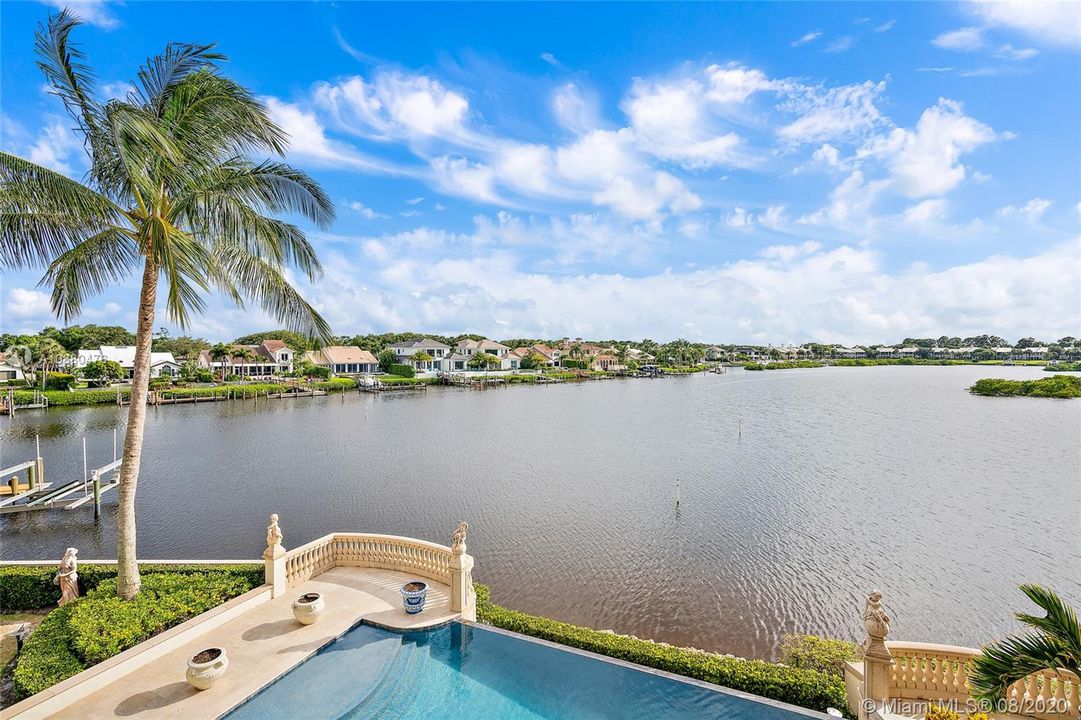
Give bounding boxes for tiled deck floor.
[29,567,456,720]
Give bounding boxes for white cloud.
[42,0,118,29]
[624,76,743,168]
[299,228,1081,343]
[933,27,986,51]
[997,198,1052,222]
[345,200,388,219]
[4,288,52,319]
[25,118,83,176]
[552,83,599,134]
[993,44,1039,61]
[593,172,701,221]
[791,31,823,47]
[406,197,425,205]
[903,198,949,224]
[314,72,472,143]
[265,97,404,174]
[800,170,889,226]
[969,0,1081,48]
[540,52,563,68]
[704,63,775,104]
[825,36,857,53]
[862,98,998,198]
[431,156,501,203]
[874,20,896,33]
[778,80,888,144]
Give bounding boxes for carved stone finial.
[264,514,284,559]
[450,522,469,555]
[55,547,79,605]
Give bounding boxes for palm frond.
[1016,584,1081,663]
[0,152,123,269]
[33,9,102,154]
[210,248,332,343]
[44,228,141,322]
[133,41,225,115]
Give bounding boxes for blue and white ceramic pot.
[400,581,429,614]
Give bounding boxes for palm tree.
[970,584,1080,704]
[209,342,230,379]
[230,345,257,378]
[0,11,334,599]
[35,337,69,389]
[410,351,433,371]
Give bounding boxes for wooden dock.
[358,380,428,393]
[1,389,49,415]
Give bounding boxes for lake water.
[2,366,1078,659]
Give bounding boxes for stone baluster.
[861,590,893,719]
[449,522,475,620]
[263,513,287,598]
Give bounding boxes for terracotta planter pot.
[400,581,429,614]
[292,592,325,625]
[186,647,228,690]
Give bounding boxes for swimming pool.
[224,621,827,719]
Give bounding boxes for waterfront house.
[876,346,897,359]
[992,346,1014,359]
[834,346,867,359]
[626,348,654,363]
[705,346,726,361]
[76,346,181,379]
[593,353,624,371]
[197,340,294,378]
[456,339,519,369]
[1014,346,1048,361]
[897,346,919,358]
[730,345,762,361]
[948,346,978,359]
[303,346,379,374]
[389,338,452,371]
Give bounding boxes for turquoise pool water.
[224,622,824,719]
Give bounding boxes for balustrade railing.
[262,518,474,617]
[847,592,1078,720]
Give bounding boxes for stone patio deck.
[3,567,457,720]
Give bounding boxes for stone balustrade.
[262,516,475,619]
[846,592,1079,720]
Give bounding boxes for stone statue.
[264,514,283,558]
[863,589,890,639]
[450,522,469,555]
[54,548,79,605]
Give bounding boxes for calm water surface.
[2,366,1078,659]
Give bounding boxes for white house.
[876,346,897,358]
[1015,346,1048,360]
[455,339,519,369]
[992,346,1014,359]
[303,346,379,374]
[76,346,180,379]
[834,346,867,359]
[897,346,919,358]
[388,338,452,371]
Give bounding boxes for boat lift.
[0,433,121,518]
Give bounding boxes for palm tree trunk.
[115,257,157,600]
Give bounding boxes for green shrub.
[9,566,262,699]
[378,375,435,385]
[44,372,76,390]
[158,383,287,400]
[12,388,130,406]
[68,572,254,663]
[745,361,822,371]
[311,377,356,391]
[0,563,263,611]
[969,376,1081,398]
[474,584,847,713]
[11,605,85,698]
[1045,362,1081,372]
[388,363,415,378]
[778,634,862,678]
[560,359,591,370]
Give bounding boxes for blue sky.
[2,0,1079,344]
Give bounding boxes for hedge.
[310,378,356,391]
[12,388,129,406]
[44,373,76,391]
[387,363,415,378]
[9,565,263,700]
[744,361,823,371]
[474,584,847,713]
[659,365,707,374]
[778,634,862,678]
[157,383,287,399]
[0,563,263,612]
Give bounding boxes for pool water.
[223,622,824,720]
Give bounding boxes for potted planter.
[400,581,429,614]
[292,592,325,625]
[186,647,228,690]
